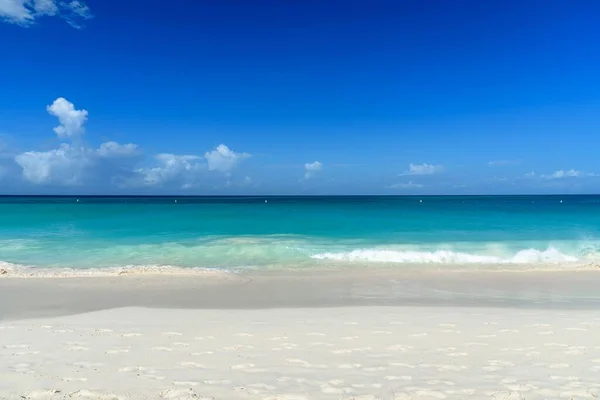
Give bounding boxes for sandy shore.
[2,270,600,399]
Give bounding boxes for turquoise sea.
[1,195,600,275]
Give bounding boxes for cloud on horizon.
[205,144,250,174]
[10,98,251,190]
[386,181,424,189]
[522,169,598,181]
[399,163,444,176]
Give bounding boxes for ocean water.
[1,195,600,275]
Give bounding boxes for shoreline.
[3,268,600,320]
[1,259,599,279]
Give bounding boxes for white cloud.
[520,169,598,181]
[15,143,90,185]
[386,181,424,189]
[12,99,252,190]
[488,160,520,166]
[303,161,322,179]
[543,169,582,179]
[0,0,91,27]
[61,0,91,28]
[33,0,57,15]
[14,97,141,186]
[205,144,250,173]
[541,169,599,180]
[97,141,139,158]
[138,154,204,187]
[400,163,444,176]
[0,0,33,23]
[15,141,140,186]
[47,97,88,139]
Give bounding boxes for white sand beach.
[2,270,600,400]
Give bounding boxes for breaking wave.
[311,247,584,264]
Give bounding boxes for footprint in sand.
[159,388,202,399]
[427,380,456,386]
[389,362,416,369]
[180,361,205,368]
[411,389,447,399]
[386,375,412,381]
[223,344,255,351]
[249,383,276,391]
[230,363,260,372]
[363,366,387,372]
[338,363,362,369]
[203,380,232,385]
[13,351,40,356]
[53,329,74,334]
[20,390,61,399]
[68,389,125,400]
[72,361,104,369]
[119,366,154,373]
[121,332,142,337]
[548,363,571,369]
[140,374,166,380]
[173,381,200,387]
[105,348,130,354]
[445,389,476,396]
[65,345,89,351]
[437,364,468,372]
[62,377,88,382]
[332,349,353,354]
[387,344,412,351]
[309,342,334,347]
[4,344,29,349]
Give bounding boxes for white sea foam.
[311,247,581,264]
[0,261,234,279]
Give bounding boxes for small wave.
[311,247,581,264]
[0,261,234,279]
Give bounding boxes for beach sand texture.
[2,305,600,399]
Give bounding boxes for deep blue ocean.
[1,195,600,275]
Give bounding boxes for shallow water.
[1,195,600,275]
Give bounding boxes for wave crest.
[311,247,580,264]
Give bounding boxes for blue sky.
[1,0,600,194]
